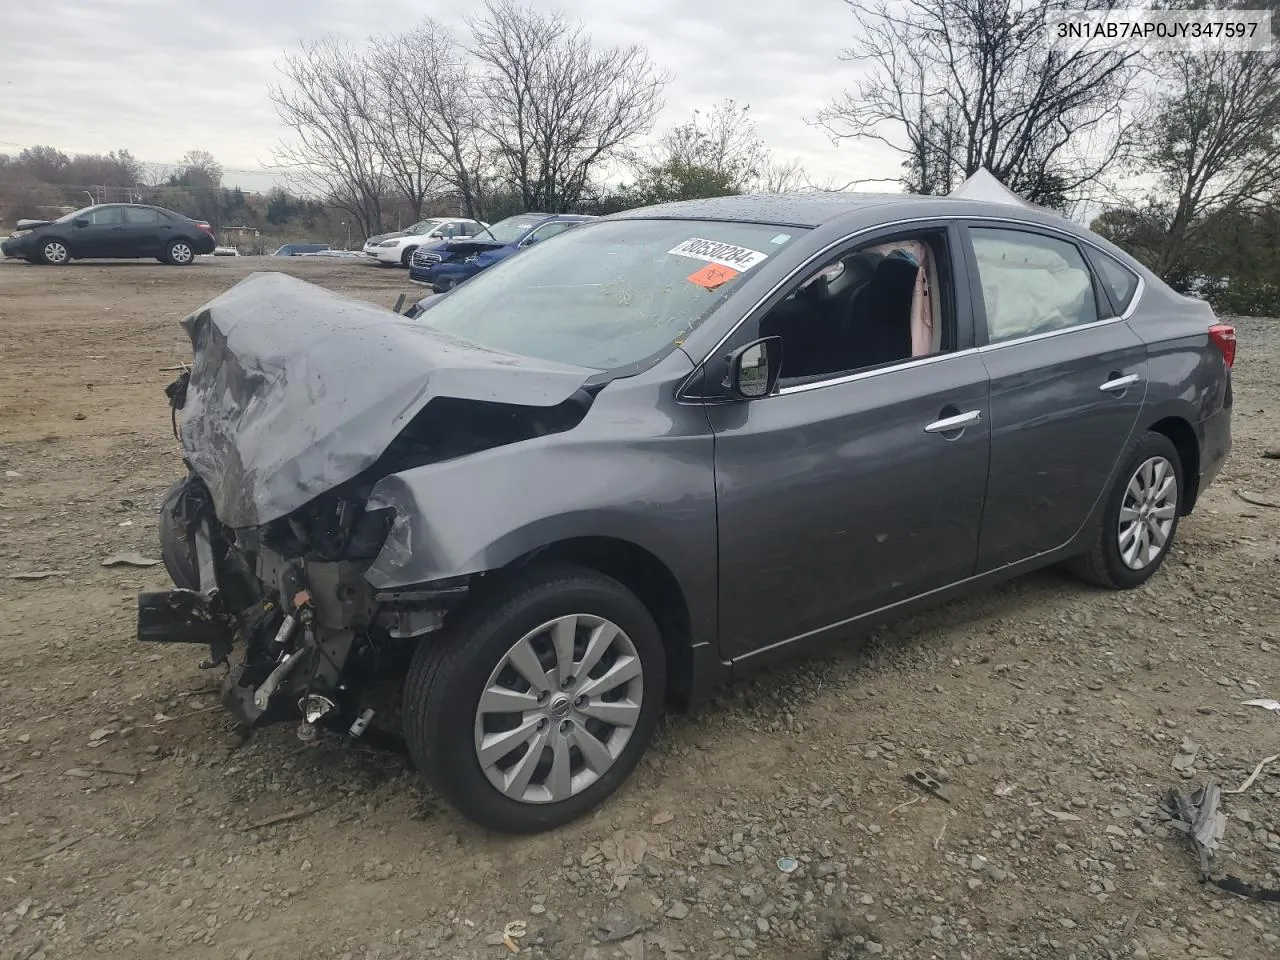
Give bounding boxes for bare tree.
[270,37,389,238]
[468,0,670,211]
[368,22,490,218]
[659,99,768,189]
[1137,37,1280,276]
[365,31,451,220]
[817,0,1141,207]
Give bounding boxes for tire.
[403,563,666,833]
[1065,430,1183,589]
[37,239,70,265]
[400,246,418,267]
[163,239,195,265]
[158,479,199,591]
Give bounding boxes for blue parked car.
[408,213,595,292]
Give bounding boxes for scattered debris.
[776,857,799,874]
[1242,698,1280,714]
[600,830,649,891]
[100,552,161,568]
[993,782,1016,797]
[88,727,115,744]
[9,570,68,581]
[62,768,94,779]
[1045,810,1083,822]
[1262,448,1280,460]
[1234,489,1280,509]
[594,907,643,943]
[905,768,952,802]
[25,834,87,863]
[1172,737,1200,771]
[1225,754,1280,795]
[1164,779,1280,902]
[239,802,333,832]
[887,795,923,815]
[0,772,23,784]
[933,814,950,850]
[664,900,691,920]
[500,920,526,953]
[651,810,674,825]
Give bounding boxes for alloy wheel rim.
[1117,455,1178,570]
[473,614,644,804]
[173,243,192,263]
[45,242,67,263]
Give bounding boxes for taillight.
[1209,323,1236,369]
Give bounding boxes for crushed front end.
[139,467,465,738]
[136,272,594,740]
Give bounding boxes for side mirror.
[727,337,782,399]
[73,218,89,228]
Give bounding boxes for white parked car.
[362,217,487,267]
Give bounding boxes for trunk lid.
[177,272,594,528]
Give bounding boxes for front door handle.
[1099,373,1140,393]
[924,410,982,434]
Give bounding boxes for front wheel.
[400,246,418,267]
[164,239,195,265]
[402,564,666,833]
[1065,430,1183,589]
[37,239,70,265]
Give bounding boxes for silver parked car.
[142,193,1233,833]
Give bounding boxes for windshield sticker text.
[668,238,769,271]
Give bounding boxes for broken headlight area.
[138,470,472,740]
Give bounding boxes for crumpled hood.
[177,272,595,528]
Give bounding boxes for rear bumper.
[1195,397,1232,505]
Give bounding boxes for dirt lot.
[0,256,1278,960]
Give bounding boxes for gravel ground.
[0,257,1277,960]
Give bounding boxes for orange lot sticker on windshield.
[687,263,739,290]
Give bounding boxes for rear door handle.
[1099,374,1140,393]
[924,410,982,434]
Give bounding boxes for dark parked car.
[2,203,216,265]
[141,193,1233,833]
[272,242,331,257]
[408,213,594,291]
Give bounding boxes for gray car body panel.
[363,349,721,650]
[178,193,1231,692]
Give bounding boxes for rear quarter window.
[1091,250,1141,316]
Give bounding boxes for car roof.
[606,192,1076,229]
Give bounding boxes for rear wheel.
[1065,430,1183,589]
[37,239,70,265]
[164,239,195,265]
[402,564,666,833]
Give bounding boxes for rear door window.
[968,227,1100,343]
[123,207,161,224]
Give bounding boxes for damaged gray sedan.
[142,194,1233,833]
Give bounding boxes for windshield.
[55,205,96,223]
[472,214,544,245]
[405,219,444,236]
[418,218,807,371]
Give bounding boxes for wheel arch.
[1145,414,1200,514]
[509,537,697,710]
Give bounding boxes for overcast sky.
[0,0,901,195]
